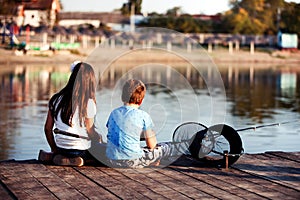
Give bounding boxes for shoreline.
[1,47,300,66]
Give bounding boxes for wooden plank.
[0,160,57,199]
[148,167,216,199]
[230,166,300,199]
[96,167,166,199]
[170,155,300,199]
[190,165,298,199]
[19,160,89,199]
[110,167,194,199]
[76,166,148,199]
[162,165,243,200]
[265,151,300,163]
[169,156,265,199]
[46,165,118,199]
[0,181,15,200]
[233,153,300,191]
[169,165,261,200]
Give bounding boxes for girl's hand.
[91,133,103,143]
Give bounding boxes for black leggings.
[56,147,94,161]
[56,142,107,165]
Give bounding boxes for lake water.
[0,63,299,161]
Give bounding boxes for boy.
[106,79,171,168]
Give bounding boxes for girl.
[41,62,101,166]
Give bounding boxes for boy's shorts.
[107,143,172,168]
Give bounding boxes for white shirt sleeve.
[87,99,96,118]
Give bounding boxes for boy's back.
[106,105,153,160]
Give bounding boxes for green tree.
[139,0,299,35]
[223,7,266,34]
[281,2,300,35]
[262,0,285,34]
[166,7,182,17]
[139,14,204,33]
[121,0,142,15]
[222,0,277,34]
[239,0,265,16]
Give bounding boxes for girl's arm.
[85,117,102,143]
[44,110,57,153]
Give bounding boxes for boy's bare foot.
[150,160,160,166]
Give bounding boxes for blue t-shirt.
[106,105,154,160]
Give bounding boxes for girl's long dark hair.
[49,62,96,127]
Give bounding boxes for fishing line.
[236,119,300,132]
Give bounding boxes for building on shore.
[14,0,61,28]
[277,31,298,50]
[58,11,130,32]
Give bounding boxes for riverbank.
[0,46,299,66]
[0,47,89,65]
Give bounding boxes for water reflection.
[0,65,70,160]
[0,64,299,160]
[219,66,300,123]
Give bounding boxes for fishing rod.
[236,119,300,132]
[53,128,90,140]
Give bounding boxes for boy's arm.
[144,129,157,150]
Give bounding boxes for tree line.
[129,0,299,36]
[1,0,299,36]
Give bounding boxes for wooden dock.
[0,151,299,199]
